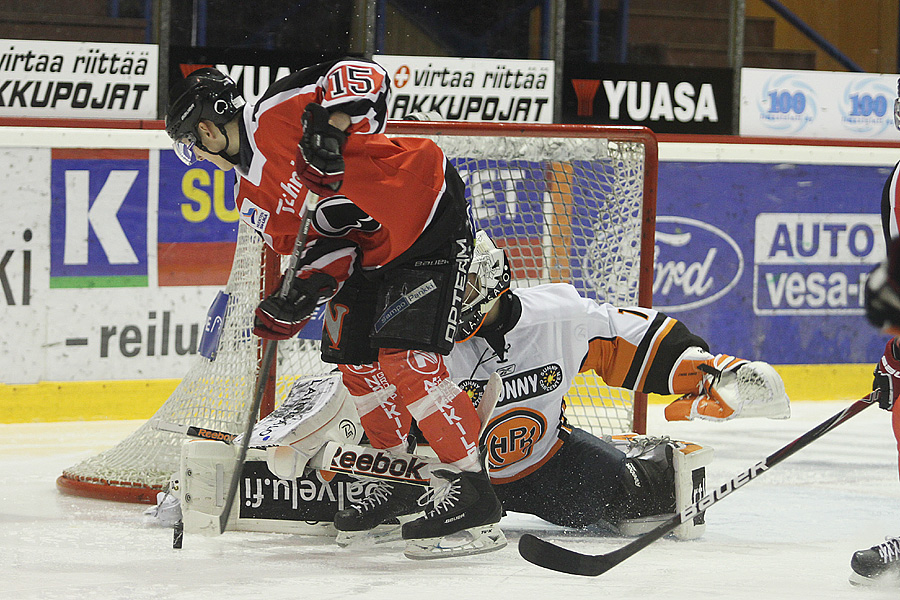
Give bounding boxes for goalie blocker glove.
[253,271,337,340]
[296,103,347,195]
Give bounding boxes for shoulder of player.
[254,60,338,107]
[515,283,594,321]
[247,61,347,125]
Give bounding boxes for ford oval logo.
[653,216,744,311]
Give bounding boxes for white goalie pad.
[179,440,241,535]
[176,372,505,537]
[178,440,340,536]
[672,441,713,540]
[235,373,368,480]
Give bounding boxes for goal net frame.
[56,121,657,503]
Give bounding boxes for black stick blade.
[518,534,611,577]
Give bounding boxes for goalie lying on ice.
[165,232,790,544]
[436,230,789,536]
[165,231,789,550]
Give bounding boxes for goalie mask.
[456,231,511,342]
[165,67,245,166]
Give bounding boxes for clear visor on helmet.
[173,133,199,166]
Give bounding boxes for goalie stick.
[216,191,320,535]
[518,395,876,576]
[151,419,237,444]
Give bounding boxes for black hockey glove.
[296,103,347,195]
[865,238,900,336]
[872,339,900,411]
[253,271,337,340]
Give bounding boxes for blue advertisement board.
[655,161,890,365]
[158,151,239,244]
[45,146,895,366]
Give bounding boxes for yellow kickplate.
[0,380,180,423]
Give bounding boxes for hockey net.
[56,122,657,503]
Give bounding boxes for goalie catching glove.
[253,271,337,340]
[296,103,347,195]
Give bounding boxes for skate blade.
[848,570,900,587]
[403,524,507,560]
[335,513,421,548]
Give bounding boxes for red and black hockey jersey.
[882,161,900,247]
[233,58,451,290]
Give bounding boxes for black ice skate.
[850,536,900,585]
[333,480,423,546]
[401,468,506,559]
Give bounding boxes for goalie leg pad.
[256,374,366,480]
[672,441,713,540]
[179,439,240,535]
[608,434,713,540]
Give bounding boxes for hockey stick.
[216,191,320,534]
[518,395,876,576]
[151,419,238,443]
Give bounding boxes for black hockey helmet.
[165,67,245,165]
[456,231,512,342]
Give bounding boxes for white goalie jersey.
[445,283,678,483]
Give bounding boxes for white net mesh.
[57,126,654,500]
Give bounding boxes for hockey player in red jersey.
[164,60,504,558]
[849,80,900,585]
[445,231,789,536]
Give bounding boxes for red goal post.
[56,121,657,503]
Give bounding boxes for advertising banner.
[562,62,734,134]
[168,50,554,124]
[740,67,898,140]
[374,55,554,123]
[168,46,308,106]
[1,148,48,383]
[158,151,239,286]
[0,39,157,119]
[655,158,893,364]
[3,127,898,384]
[2,144,241,384]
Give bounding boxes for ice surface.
[2,402,899,600]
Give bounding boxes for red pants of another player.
[339,348,482,471]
